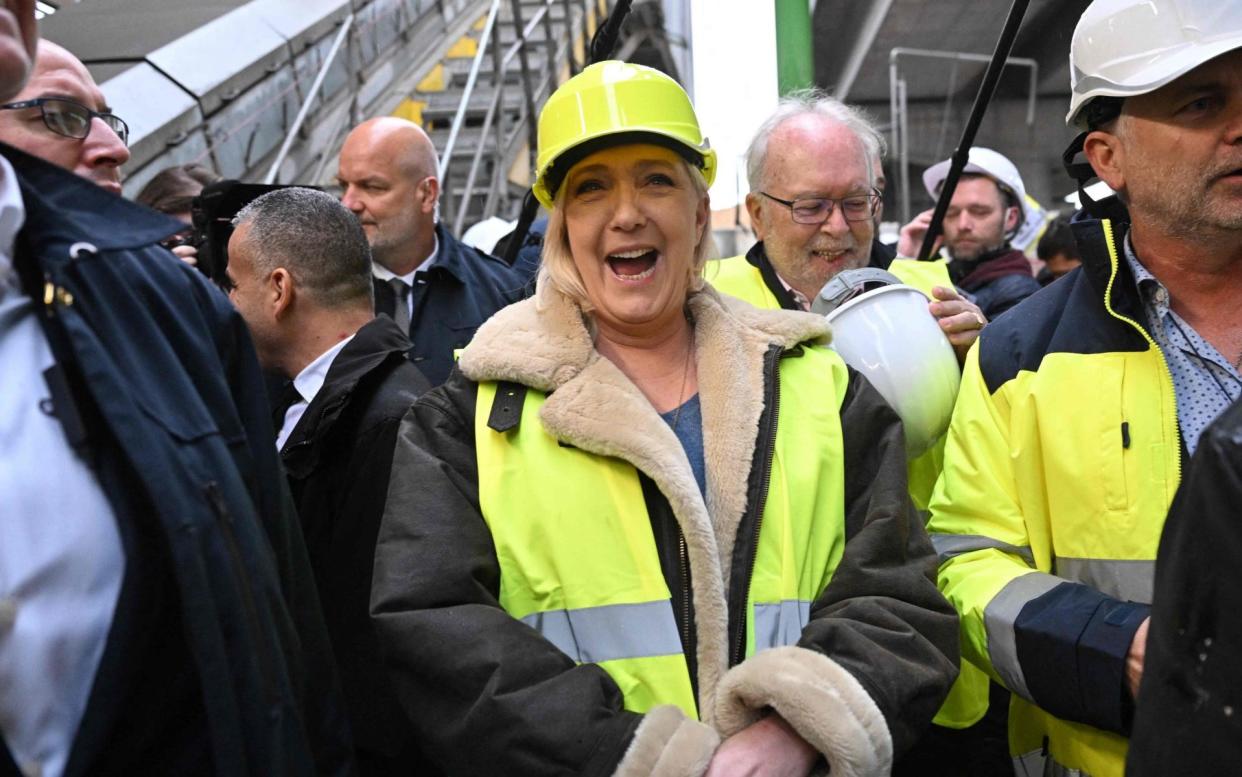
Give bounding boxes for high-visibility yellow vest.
[474,345,851,718]
[887,257,953,300]
[707,253,986,729]
[704,254,953,310]
[704,255,783,309]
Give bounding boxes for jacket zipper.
[678,531,691,654]
[1099,220,1183,486]
[204,481,280,705]
[731,346,783,666]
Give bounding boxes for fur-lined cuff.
[612,705,719,777]
[713,646,892,777]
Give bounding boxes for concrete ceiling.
[809,0,1099,209]
[814,0,1092,105]
[41,0,247,65]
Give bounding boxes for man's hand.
[1127,617,1151,700]
[930,285,986,365]
[171,244,199,267]
[704,713,818,777]
[897,208,941,259]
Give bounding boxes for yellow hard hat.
[532,61,717,209]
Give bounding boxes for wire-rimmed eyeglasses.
[0,97,130,146]
[759,189,881,225]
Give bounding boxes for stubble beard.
[368,230,403,272]
[1126,148,1242,241]
[799,247,865,298]
[947,225,1006,263]
[1131,178,1242,242]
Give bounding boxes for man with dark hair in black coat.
[1035,215,1082,286]
[227,187,430,776]
[1128,395,1242,775]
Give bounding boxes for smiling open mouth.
[607,248,659,280]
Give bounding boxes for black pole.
[503,0,634,266]
[590,0,633,63]
[916,0,1031,261]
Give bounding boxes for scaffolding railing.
[439,0,597,233]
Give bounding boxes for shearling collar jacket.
[370,283,958,777]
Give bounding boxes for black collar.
[3,142,185,256]
[280,315,412,469]
[1071,215,1147,326]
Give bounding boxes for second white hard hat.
[922,147,1028,228]
[812,271,961,459]
[1067,0,1242,128]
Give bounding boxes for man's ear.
[420,176,440,215]
[1083,127,1126,194]
[745,192,767,240]
[270,267,295,320]
[1004,205,1020,234]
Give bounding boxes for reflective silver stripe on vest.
[931,533,1036,566]
[1013,748,1089,777]
[1013,749,1044,777]
[983,572,1061,702]
[752,600,811,652]
[1054,557,1154,604]
[521,601,684,664]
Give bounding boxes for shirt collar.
[773,270,812,311]
[371,231,439,285]
[1123,233,1171,317]
[292,335,356,407]
[0,152,26,297]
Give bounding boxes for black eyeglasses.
[759,189,881,225]
[0,97,129,146]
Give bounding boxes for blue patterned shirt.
[1124,237,1242,455]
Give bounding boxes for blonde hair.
[537,158,713,312]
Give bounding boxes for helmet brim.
[1067,35,1242,127]
[533,130,715,209]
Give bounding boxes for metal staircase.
[421,0,607,233]
[55,0,604,237]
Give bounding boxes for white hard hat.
[812,272,961,459]
[922,147,1028,228]
[1067,0,1242,128]
[460,216,518,255]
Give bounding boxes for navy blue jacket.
[373,223,529,386]
[2,144,353,777]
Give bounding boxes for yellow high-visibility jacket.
[707,247,988,729]
[927,218,1176,777]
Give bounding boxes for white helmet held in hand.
[922,147,1028,230]
[812,270,961,459]
[1067,0,1242,127]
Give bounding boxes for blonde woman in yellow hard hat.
[370,61,957,777]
